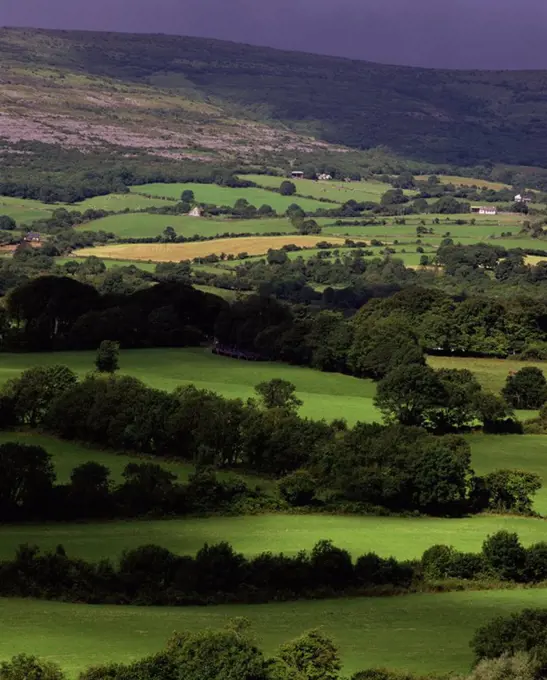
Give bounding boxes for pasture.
[0,431,198,485]
[1,512,546,563]
[470,433,547,515]
[221,246,437,269]
[80,213,293,238]
[0,347,378,424]
[428,355,547,393]
[321,213,524,245]
[75,235,347,262]
[73,193,172,212]
[56,257,158,272]
[415,175,511,190]
[240,174,394,203]
[2,590,547,677]
[0,196,57,224]
[129,183,337,213]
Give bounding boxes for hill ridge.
[3,26,547,167]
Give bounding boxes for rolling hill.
[3,27,547,169]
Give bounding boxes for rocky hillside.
[3,27,547,168]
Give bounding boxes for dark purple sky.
[2,0,546,69]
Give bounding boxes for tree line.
[1,529,546,608]
[1,367,540,518]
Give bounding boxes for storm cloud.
[1,0,546,69]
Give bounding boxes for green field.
[429,355,547,393]
[321,214,524,246]
[240,174,395,203]
[56,257,158,272]
[1,511,546,564]
[470,433,547,514]
[3,589,547,677]
[129,183,338,213]
[0,432,199,484]
[0,196,58,224]
[82,213,294,238]
[0,347,378,424]
[415,175,511,190]
[0,349,543,426]
[221,246,437,269]
[73,193,172,212]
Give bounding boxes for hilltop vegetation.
[4,26,547,171]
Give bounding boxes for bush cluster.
[423,531,547,583]
[0,539,414,606]
[3,531,547,608]
[2,368,538,518]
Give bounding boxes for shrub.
[502,368,547,410]
[467,653,538,680]
[482,531,526,581]
[421,544,457,579]
[0,654,66,679]
[481,471,541,515]
[471,609,547,664]
[278,470,318,506]
[524,542,547,583]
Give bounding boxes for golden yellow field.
[525,255,547,266]
[416,175,509,191]
[75,235,347,262]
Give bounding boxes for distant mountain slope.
[0,29,345,166]
[2,27,547,167]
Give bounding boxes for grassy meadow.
[429,355,547,393]
[470,433,547,514]
[321,214,524,245]
[220,246,438,269]
[0,196,57,224]
[74,193,172,212]
[56,257,158,272]
[129,183,337,213]
[0,431,198,485]
[415,175,510,190]
[0,347,378,424]
[75,235,347,262]
[240,174,394,203]
[81,213,294,238]
[3,590,547,677]
[1,512,546,564]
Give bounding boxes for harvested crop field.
[75,235,346,262]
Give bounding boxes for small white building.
[514,193,532,203]
[188,206,203,217]
[317,173,333,181]
[472,206,498,215]
[291,171,304,179]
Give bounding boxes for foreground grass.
[0,347,378,424]
[3,589,547,677]
[1,513,545,563]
